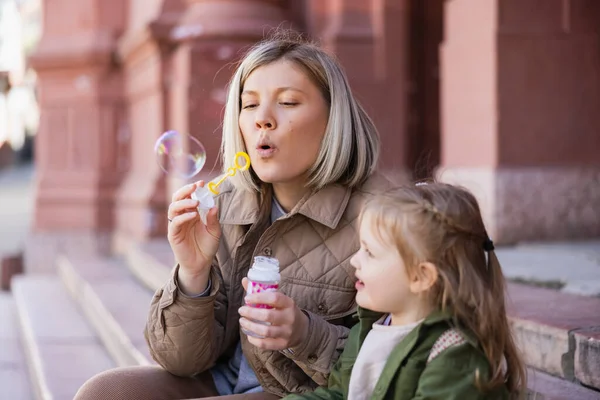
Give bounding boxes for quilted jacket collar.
[218,181,352,229]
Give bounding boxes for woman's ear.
[409,262,438,294]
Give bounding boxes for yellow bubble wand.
[206,151,251,195]
[192,151,251,223]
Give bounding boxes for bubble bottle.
[191,151,251,225]
[243,256,281,338]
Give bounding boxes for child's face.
[350,215,414,317]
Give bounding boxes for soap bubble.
[154,130,206,179]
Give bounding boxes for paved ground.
[0,163,599,296]
[0,163,35,399]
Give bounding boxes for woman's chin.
[254,174,277,184]
[252,162,311,187]
[253,170,288,185]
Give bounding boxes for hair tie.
[483,238,495,252]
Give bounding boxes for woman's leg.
[74,366,219,400]
[212,394,280,400]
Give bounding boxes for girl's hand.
[238,278,309,350]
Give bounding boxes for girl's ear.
[409,262,438,294]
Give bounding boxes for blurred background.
[1,1,600,399]
[0,0,39,168]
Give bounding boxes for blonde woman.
[75,32,393,400]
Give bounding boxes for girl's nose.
[350,252,359,269]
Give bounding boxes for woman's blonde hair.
[221,31,379,191]
[361,183,526,396]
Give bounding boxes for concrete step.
[507,282,600,391]
[527,368,600,399]
[12,275,115,400]
[122,239,173,292]
[56,254,154,367]
[0,292,32,400]
[498,241,600,297]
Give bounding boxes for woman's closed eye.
[241,101,297,109]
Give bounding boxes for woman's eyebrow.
[275,87,306,94]
[241,87,307,96]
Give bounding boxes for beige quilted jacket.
[144,173,393,397]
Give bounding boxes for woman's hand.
[167,181,221,294]
[238,278,309,350]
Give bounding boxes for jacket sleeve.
[281,311,353,386]
[144,263,227,377]
[411,345,499,400]
[282,341,348,400]
[282,386,343,400]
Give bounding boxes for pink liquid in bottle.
[243,256,280,338]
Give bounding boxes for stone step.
[527,368,600,399]
[56,254,154,367]
[507,282,600,391]
[122,239,173,293]
[0,292,32,400]
[12,275,115,400]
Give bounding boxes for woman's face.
[239,59,329,187]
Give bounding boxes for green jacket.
[284,308,510,400]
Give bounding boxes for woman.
[75,32,393,400]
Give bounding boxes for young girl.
[286,183,526,399]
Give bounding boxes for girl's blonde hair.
[362,183,526,395]
[221,31,379,191]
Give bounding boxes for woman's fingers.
[244,291,293,310]
[239,317,292,340]
[246,335,289,351]
[171,181,204,203]
[204,207,221,238]
[168,211,198,236]
[168,199,199,219]
[239,289,310,350]
[238,304,292,326]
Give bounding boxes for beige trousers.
[73,366,281,400]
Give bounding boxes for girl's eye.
[363,247,373,257]
[242,104,257,110]
[280,102,298,106]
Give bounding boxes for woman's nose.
[255,106,276,130]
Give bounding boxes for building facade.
[28,0,600,247]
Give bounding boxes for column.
[25,0,126,272]
[439,0,600,243]
[318,0,412,182]
[28,1,126,232]
[114,0,288,240]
